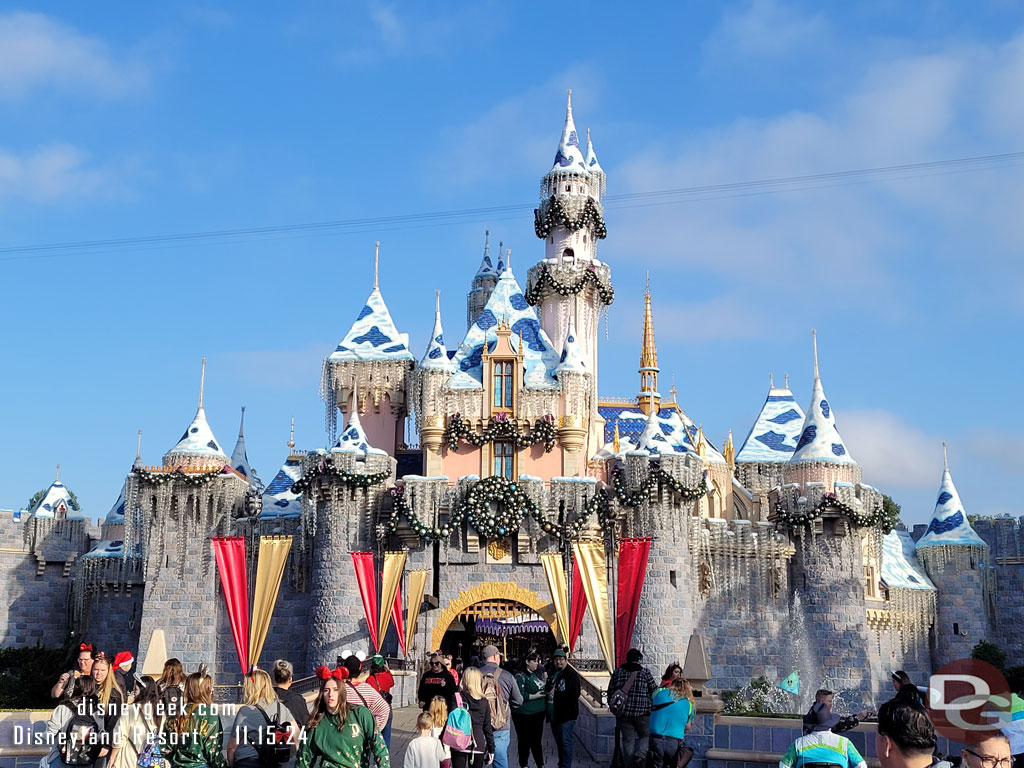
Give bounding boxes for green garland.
[291,460,389,495]
[773,492,896,534]
[609,465,708,508]
[524,263,615,307]
[385,476,616,543]
[445,415,557,453]
[132,466,228,487]
[534,196,608,239]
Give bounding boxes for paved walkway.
[388,706,600,768]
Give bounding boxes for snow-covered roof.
[635,411,672,454]
[547,92,587,176]
[261,457,302,519]
[881,531,935,591]
[789,364,855,465]
[597,404,727,463]
[447,266,559,391]
[420,293,455,373]
[555,317,587,376]
[81,540,125,560]
[104,489,125,525]
[475,235,498,280]
[585,130,604,177]
[736,382,806,463]
[328,287,414,363]
[916,461,986,549]
[163,405,229,465]
[332,409,387,456]
[229,409,252,480]
[29,481,84,519]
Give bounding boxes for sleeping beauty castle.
[3,94,1022,711]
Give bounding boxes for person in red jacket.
[445,655,460,686]
[366,655,396,747]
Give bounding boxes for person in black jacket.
[453,667,495,768]
[419,652,458,711]
[545,651,581,768]
[272,659,310,726]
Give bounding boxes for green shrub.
[0,644,66,709]
[970,641,1007,672]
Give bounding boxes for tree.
[881,495,902,531]
[970,640,1007,672]
[25,487,80,513]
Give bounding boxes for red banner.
[391,586,406,656]
[212,537,250,675]
[569,555,587,652]
[351,552,379,650]
[615,538,651,667]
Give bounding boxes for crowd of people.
[37,642,1024,768]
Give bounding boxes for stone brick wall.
[973,517,1024,665]
[79,586,144,658]
[923,556,990,667]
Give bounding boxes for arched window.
[562,247,575,261]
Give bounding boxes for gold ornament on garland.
[132,466,228,487]
[291,458,389,495]
[609,464,707,508]
[772,492,895,534]
[445,414,557,453]
[525,262,614,306]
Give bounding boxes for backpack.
[159,686,183,720]
[59,710,102,766]
[370,674,393,705]
[441,695,474,752]
[481,673,508,730]
[609,670,638,717]
[252,704,292,768]
[124,710,165,768]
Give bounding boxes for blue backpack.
[441,694,474,752]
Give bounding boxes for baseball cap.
[553,649,567,658]
[481,644,500,659]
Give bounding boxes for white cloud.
[0,11,147,99]
[838,409,941,491]
[705,0,829,59]
[0,144,116,203]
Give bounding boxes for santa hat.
[113,651,134,670]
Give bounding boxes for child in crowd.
[428,697,451,768]
[405,712,446,768]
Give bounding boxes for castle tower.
[916,444,992,665]
[129,360,249,675]
[467,231,501,329]
[418,291,455,474]
[527,92,613,385]
[736,374,805,497]
[321,243,415,453]
[554,314,592,475]
[784,331,860,489]
[229,407,252,481]
[637,281,660,416]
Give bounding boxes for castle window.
[493,441,514,479]
[953,622,960,635]
[492,361,514,409]
[565,184,571,192]
[562,248,574,261]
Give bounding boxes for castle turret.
[162,359,229,470]
[467,231,500,329]
[637,282,660,416]
[784,331,859,489]
[736,374,805,495]
[322,243,415,454]
[229,407,252,481]
[916,443,992,665]
[418,291,455,471]
[527,91,613,385]
[555,314,591,473]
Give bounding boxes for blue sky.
[2,1,1022,527]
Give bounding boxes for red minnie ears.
[79,643,93,652]
[315,666,349,681]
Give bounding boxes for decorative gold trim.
[430,582,558,649]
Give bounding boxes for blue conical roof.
[420,293,455,373]
[547,92,587,176]
[328,287,414,363]
[635,410,671,454]
[555,317,587,376]
[736,378,805,463]
[332,408,386,456]
[789,338,855,465]
[261,456,302,519]
[916,456,986,549]
[229,408,252,480]
[29,481,84,519]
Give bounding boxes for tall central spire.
[638,277,660,415]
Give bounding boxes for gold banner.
[248,536,293,670]
[377,551,407,652]
[404,569,429,655]
[540,553,569,644]
[572,539,614,672]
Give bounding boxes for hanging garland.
[384,476,616,543]
[132,466,228,487]
[609,464,708,508]
[445,414,557,453]
[524,263,615,306]
[773,492,896,534]
[291,460,389,495]
[534,196,608,240]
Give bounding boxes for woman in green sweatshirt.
[163,670,226,768]
[513,653,546,768]
[295,667,390,768]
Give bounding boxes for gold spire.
[696,425,707,459]
[638,277,660,415]
[724,429,735,470]
[613,420,621,454]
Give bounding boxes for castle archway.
[431,583,559,659]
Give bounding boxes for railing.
[577,669,608,708]
[571,658,608,672]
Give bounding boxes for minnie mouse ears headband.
[79,643,93,653]
[315,666,349,681]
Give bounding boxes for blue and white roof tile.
[164,407,229,463]
[789,375,855,465]
[736,384,806,463]
[332,409,387,456]
[548,96,588,176]
[81,540,125,560]
[446,268,560,391]
[555,319,587,376]
[230,433,251,481]
[420,298,455,373]
[881,531,935,590]
[596,404,725,463]
[916,464,986,548]
[585,131,604,176]
[328,287,414,363]
[29,481,84,519]
[104,489,126,525]
[261,457,302,519]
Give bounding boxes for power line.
[1,149,1021,262]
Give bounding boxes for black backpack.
[252,704,292,768]
[60,710,102,766]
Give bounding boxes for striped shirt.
[779,730,866,768]
[345,681,391,734]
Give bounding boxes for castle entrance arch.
[432,583,559,664]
